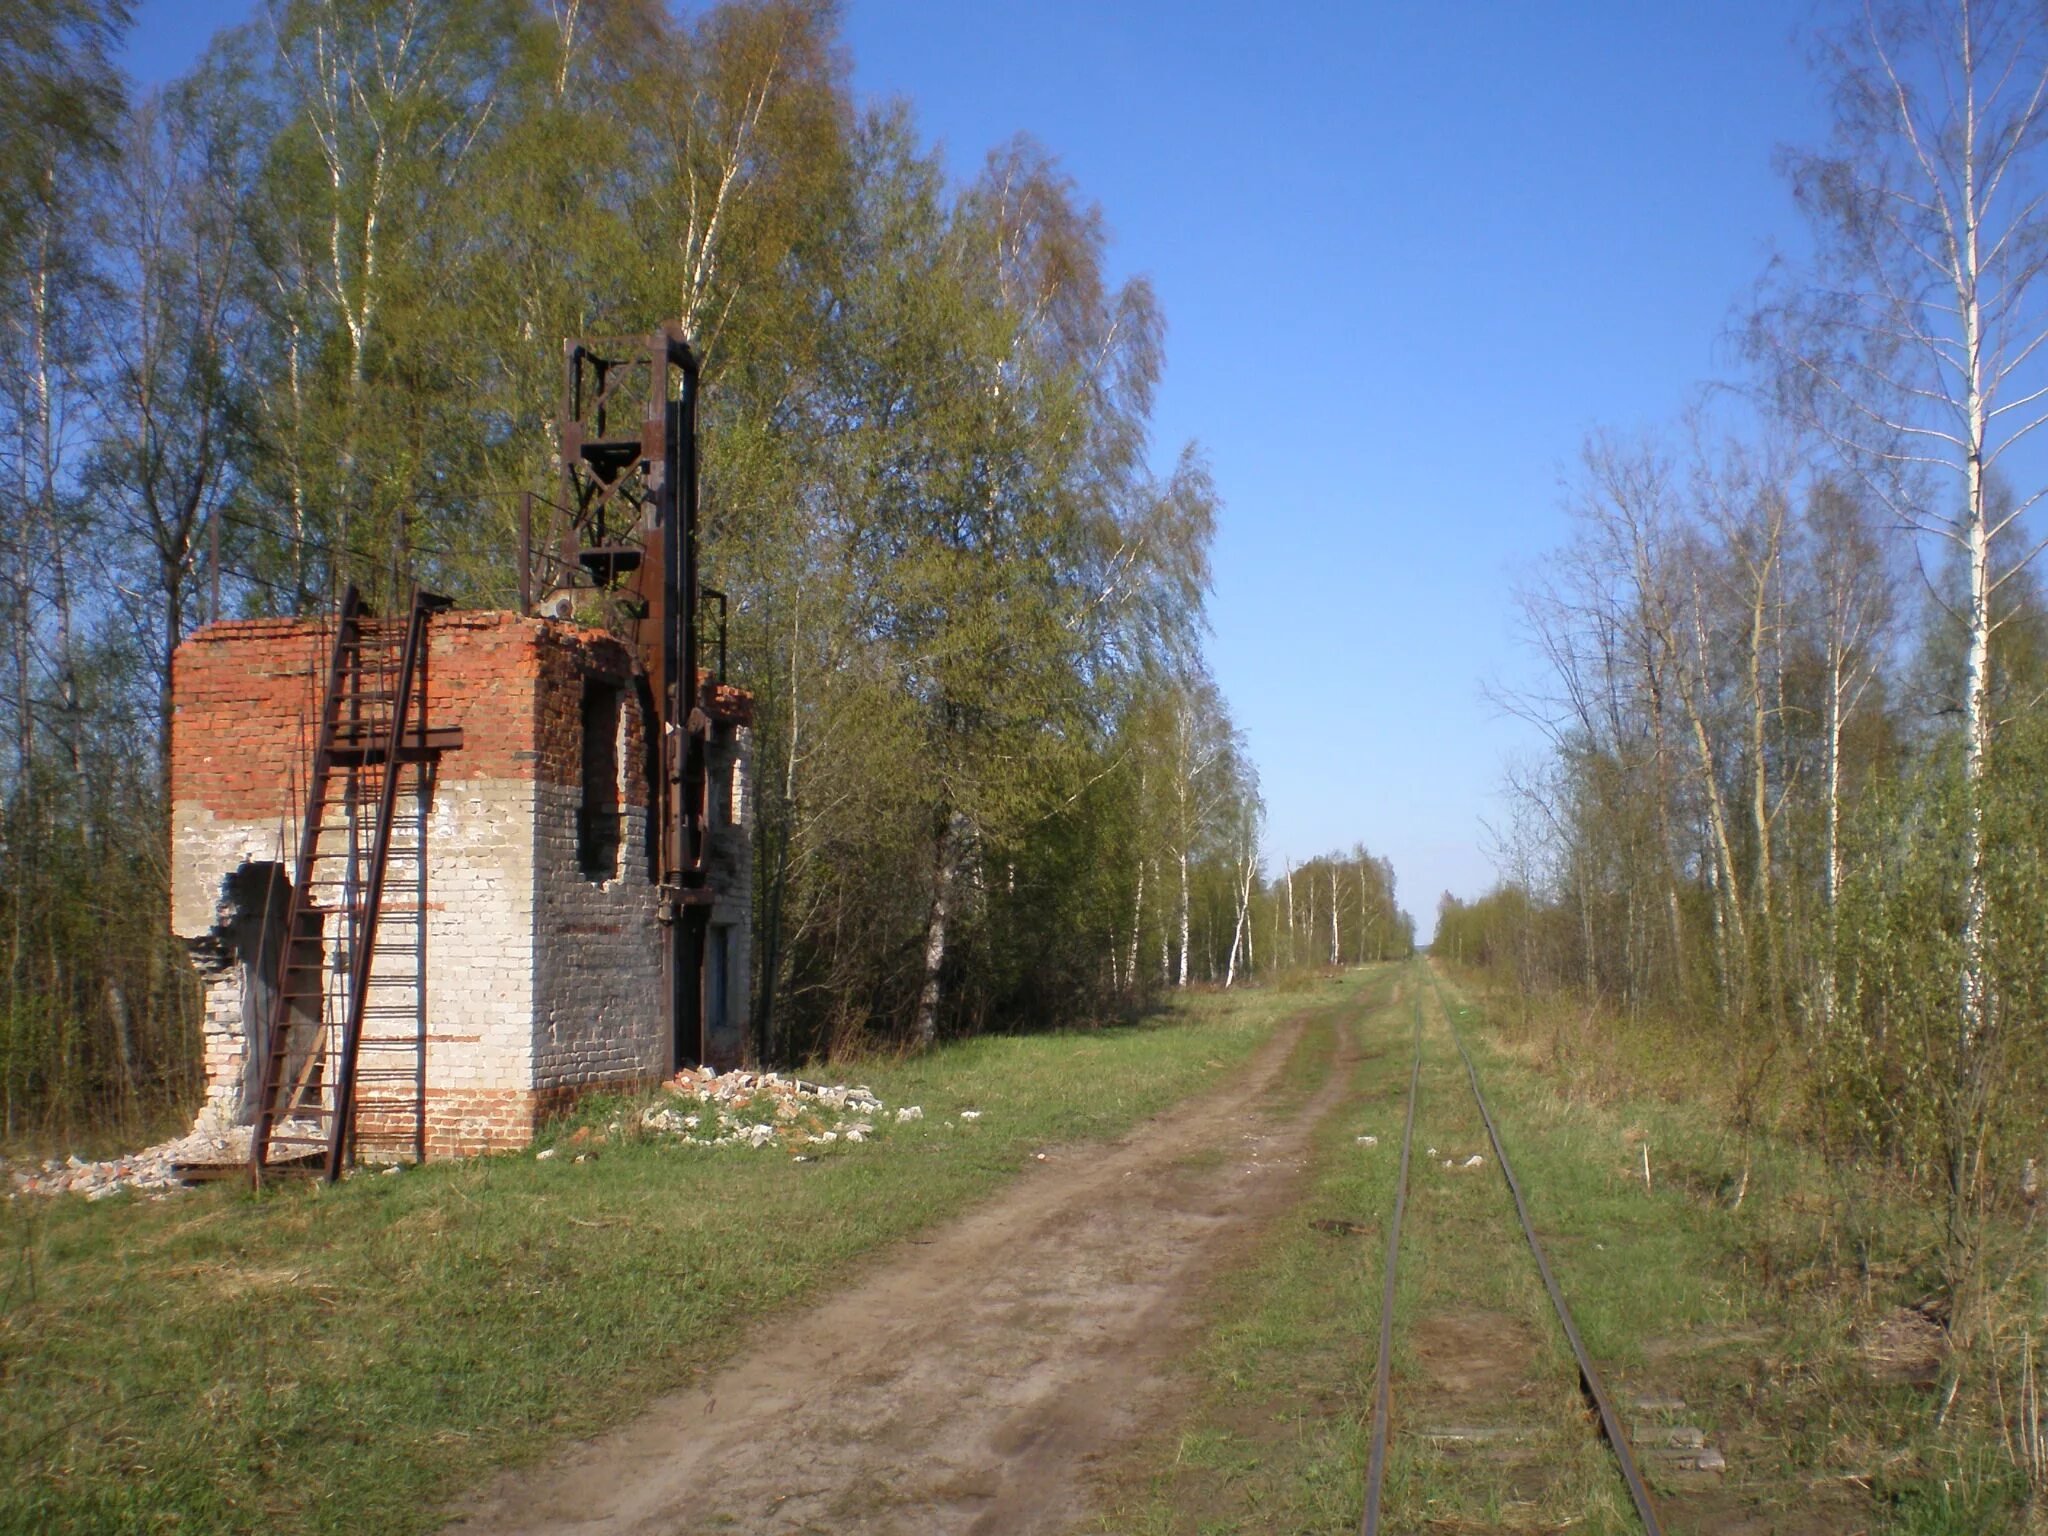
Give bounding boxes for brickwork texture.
[169,610,748,1156]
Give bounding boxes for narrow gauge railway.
[1359,970,1665,1536]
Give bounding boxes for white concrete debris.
[5,1119,325,1201]
[622,1066,893,1153]
[1463,1154,1485,1168]
[1356,1134,1379,1147]
[958,1109,982,1122]
[895,1106,923,1123]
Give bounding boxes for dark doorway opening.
[578,679,623,880]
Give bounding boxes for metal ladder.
[250,584,448,1182]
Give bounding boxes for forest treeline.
[1437,0,2048,1364]
[0,0,1408,1139]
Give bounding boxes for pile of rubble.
[4,1119,323,1201]
[10,1147,188,1200]
[12,1066,981,1194]
[627,1066,940,1154]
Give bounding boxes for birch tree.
[1801,478,1894,1031]
[1756,0,2048,1318]
[1222,790,1261,988]
[88,78,256,780]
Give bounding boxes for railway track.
[1359,968,1665,1536]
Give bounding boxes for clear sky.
[118,2,1834,940]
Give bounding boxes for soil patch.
[1656,1482,1871,1536]
[447,1009,1356,1536]
[1403,1305,1556,1511]
[1859,1303,1947,1388]
[1410,1306,1544,1402]
[1642,1324,1777,1368]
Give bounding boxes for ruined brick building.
[171,612,753,1157]
[168,330,750,1169]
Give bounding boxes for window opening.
[578,679,623,880]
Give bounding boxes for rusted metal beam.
[519,490,533,615]
[326,727,465,764]
[559,328,711,1071]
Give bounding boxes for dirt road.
[448,1002,1360,1535]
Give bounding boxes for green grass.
[1093,965,1401,1534]
[1431,970,2030,1536]
[0,987,1310,1536]
[1103,962,2030,1535]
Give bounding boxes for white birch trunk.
[1821,647,1846,1033]
[1283,860,1295,964]
[911,818,953,1047]
[1742,511,1784,1027]
[1682,582,1749,975]
[1158,861,1170,984]
[1224,842,1254,988]
[1125,768,1147,991]
[1959,77,1994,1106]
[1176,845,1190,988]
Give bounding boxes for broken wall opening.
[198,860,324,1129]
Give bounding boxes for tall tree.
[87,74,258,779]
[0,2,128,290]
[1755,0,2048,1320]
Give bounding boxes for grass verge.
[1432,967,2027,1535]
[1101,963,2024,1535]
[1090,964,1402,1534]
[0,987,1305,1536]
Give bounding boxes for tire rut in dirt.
[448,1004,1363,1536]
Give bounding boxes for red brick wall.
[420,1080,659,1157]
[171,617,332,825]
[423,1088,539,1157]
[170,612,535,823]
[171,608,668,1161]
[170,610,656,822]
[532,624,648,807]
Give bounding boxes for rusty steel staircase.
[250,584,454,1183]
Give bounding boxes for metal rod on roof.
[519,491,533,615]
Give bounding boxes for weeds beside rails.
[1437,966,2048,1533]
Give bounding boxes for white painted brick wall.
[530,780,665,1090]
[171,774,544,1126]
[426,776,539,1092]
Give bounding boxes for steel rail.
[1431,975,1666,1536]
[1359,986,1424,1536]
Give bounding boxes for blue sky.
[120,2,1834,939]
